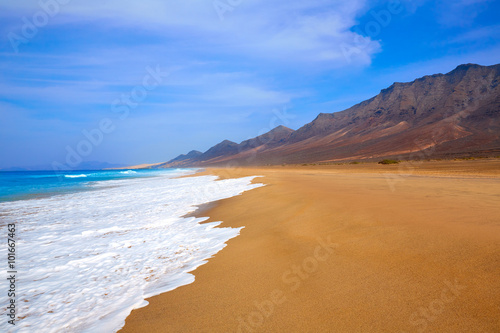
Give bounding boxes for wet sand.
[120,160,500,332]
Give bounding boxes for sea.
[0,169,263,332]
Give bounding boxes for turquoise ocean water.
[0,169,173,202]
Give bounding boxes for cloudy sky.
[0,0,499,169]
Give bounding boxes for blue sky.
[0,0,499,169]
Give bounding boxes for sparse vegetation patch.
[378,159,400,165]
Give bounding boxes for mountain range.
[159,63,500,167]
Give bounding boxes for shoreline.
[120,160,500,332]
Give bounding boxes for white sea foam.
[0,170,264,333]
[119,170,137,174]
[64,174,87,178]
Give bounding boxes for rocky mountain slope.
[161,63,500,167]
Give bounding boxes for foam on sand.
[0,171,263,333]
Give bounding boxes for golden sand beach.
[120,160,500,332]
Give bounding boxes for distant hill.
[160,63,500,167]
[156,150,203,168]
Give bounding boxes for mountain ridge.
[160,63,500,167]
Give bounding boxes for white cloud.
[2,0,379,67]
[0,0,384,166]
[201,84,292,106]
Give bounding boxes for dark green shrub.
[378,159,400,165]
